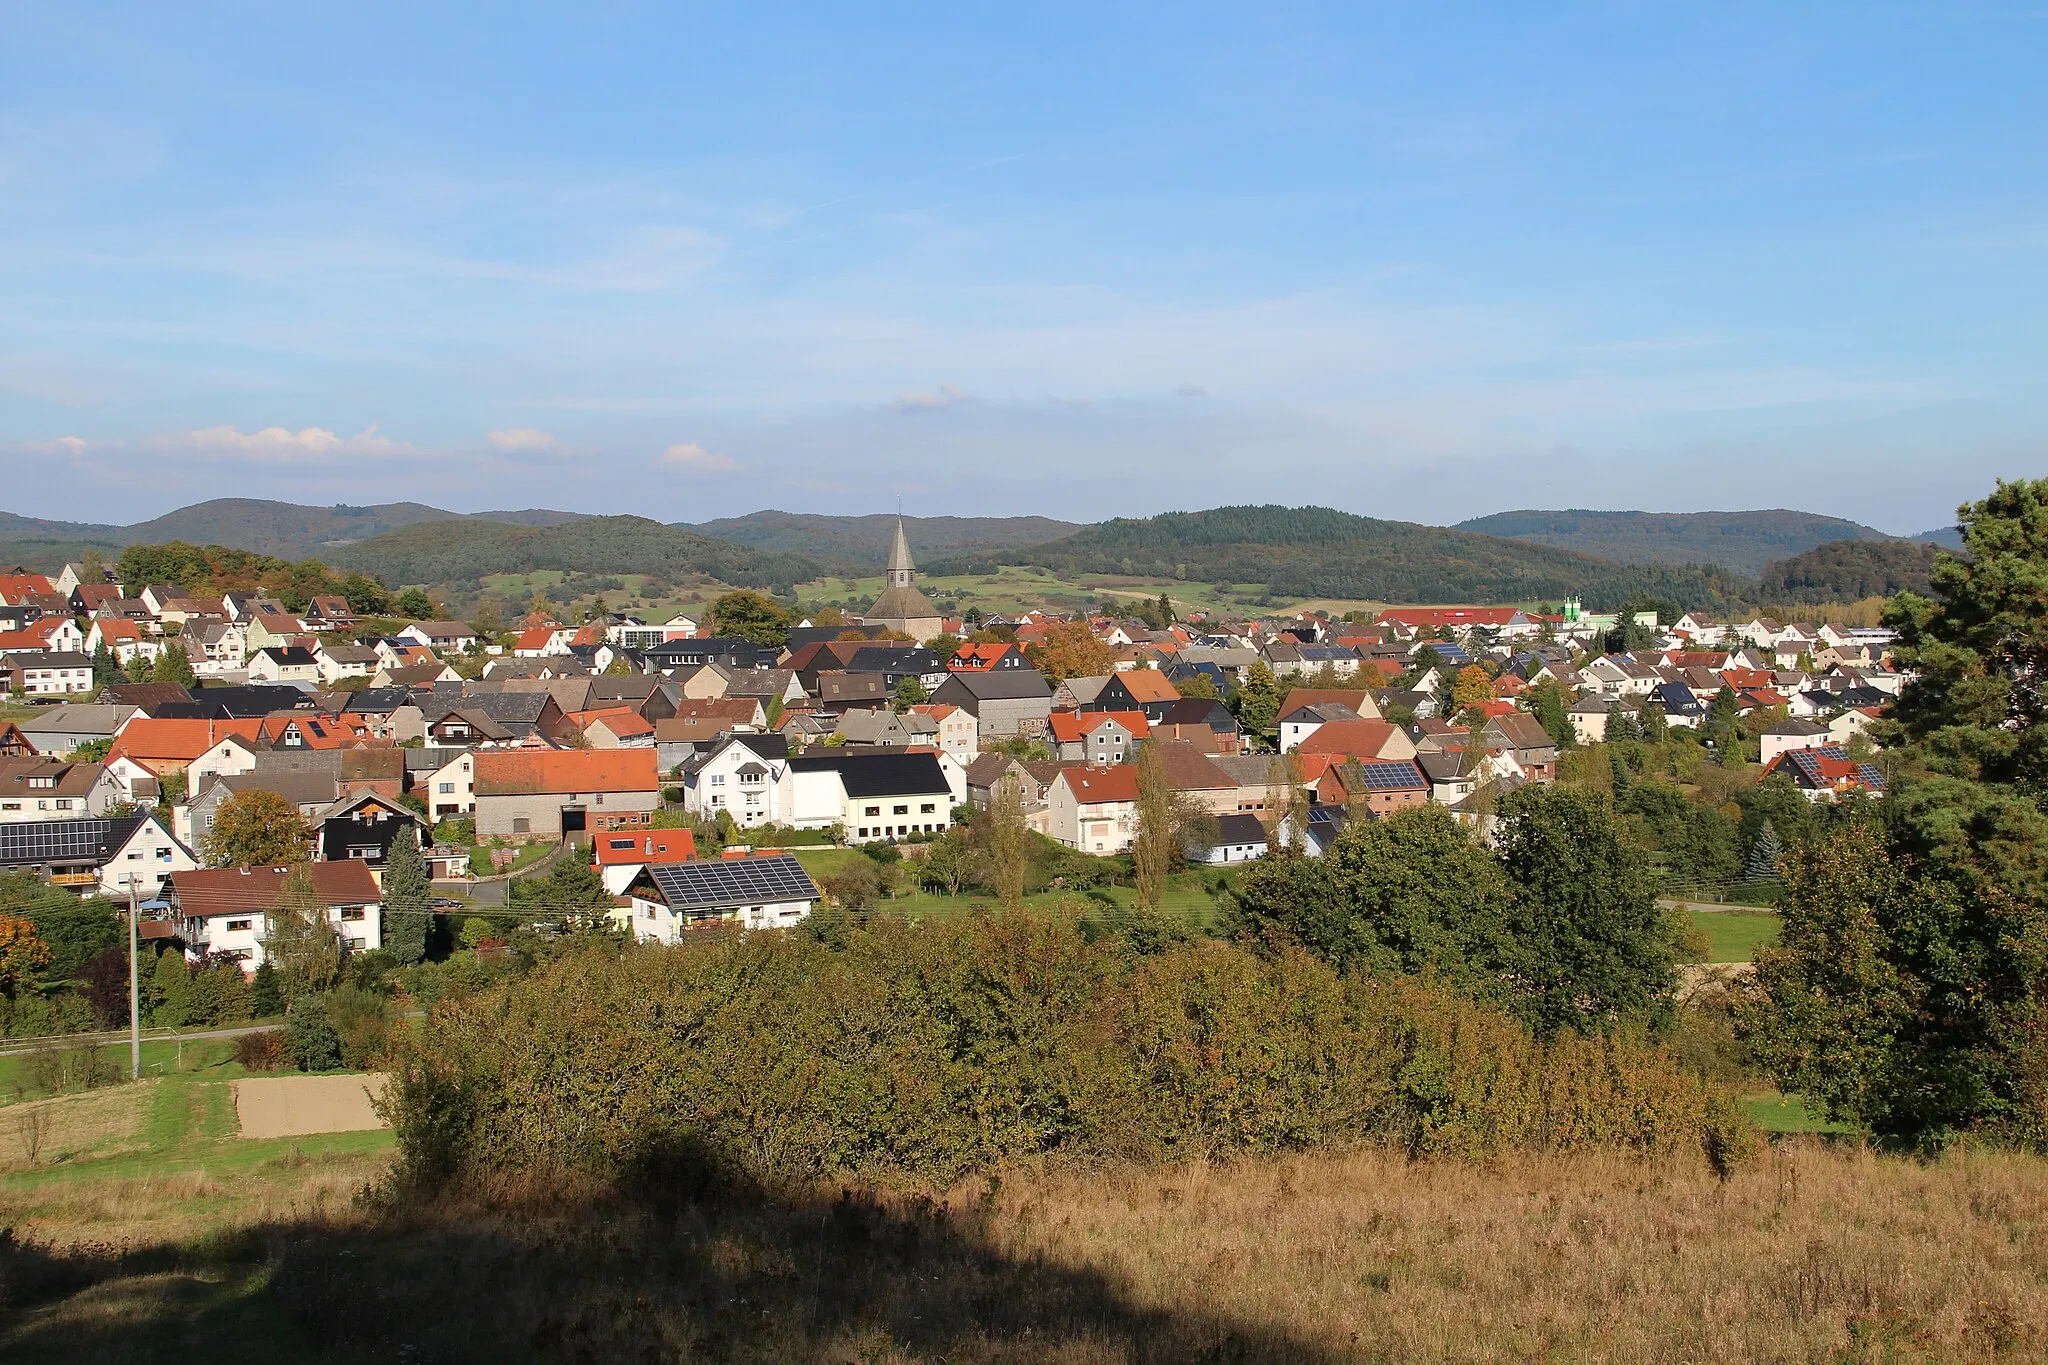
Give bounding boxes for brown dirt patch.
[231,1075,389,1140]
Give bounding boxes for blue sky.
[2,3,2042,532]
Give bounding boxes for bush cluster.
[383,912,1749,1193]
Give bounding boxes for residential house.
[242,612,309,654]
[1047,710,1148,764]
[616,854,819,942]
[947,642,1027,673]
[398,620,480,654]
[0,651,95,696]
[16,704,138,757]
[246,646,322,686]
[1046,765,1140,853]
[963,754,1062,809]
[671,733,785,827]
[85,617,163,666]
[185,620,249,674]
[315,790,430,869]
[0,757,121,821]
[1481,713,1559,783]
[1087,668,1182,718]
[472,748,662,841]
[1313,759,1430,815]
[928,669,1054,741]
[169,861,382,966]
[314,643,380,684]
[1188,812,1269,865]
[908,703,978,761]
[592,827,700,895]
[1760,718,1832,766]
[1294,719,1417,763]
[833,709,939,748]
[778,751,953,838]
[0,812,194,896]
[1760,745,1887,803]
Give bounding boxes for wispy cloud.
[177,424,413,462]
[487,427,560,452]
[660,441,736,472]
[894,383,972,412]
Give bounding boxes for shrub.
[382,913,1748,1194]
[234,1028,289,1071]
[287,996,344,1072]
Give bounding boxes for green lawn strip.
[0,1037,254,1107]
[1742,1092,1861,1136]
[0,1128,396,1194]
[793,851,1237,931]
[1687,910,1782,963]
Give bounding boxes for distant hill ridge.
[686,511,1080,569]
[0,499,593,562]
[1455,508,1895,575]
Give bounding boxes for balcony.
[47,872,99,888]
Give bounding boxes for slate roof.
[786,750,950,798]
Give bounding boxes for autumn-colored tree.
[1035,620,1114,683]
[202,789,310,869]
[1451,665,1494,714]
[0,915,53,993]
[1176,671,1220,700]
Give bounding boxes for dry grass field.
[5,1129,2047,1362]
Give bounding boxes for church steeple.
[886,516,917,588]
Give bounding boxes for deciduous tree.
[987,773,1030,909]
[1035,620,1113,683]
[202,789,310,869]
[1234,660,1281,735]
[709,590,793,647]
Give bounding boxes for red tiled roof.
[1296,720,1406,760]
[591,829,698,866]
[170,861,379,919]
[1113,670,1180,704]
[1375,607,1522,628]
[1058,765,1141,804]
[572,708,653,739]
[472,748,659,796]
[948,642,1018,671]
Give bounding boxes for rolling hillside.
[1455,509,1894,575]
[0,499,592,562]
[325,515,817,592]
[1756,537,1941,604]
[945,505,1746,609]
[689,511,1080,570]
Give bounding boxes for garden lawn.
[1688,909,1782,963]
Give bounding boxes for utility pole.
[125,874,141,1080]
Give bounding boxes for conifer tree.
[381,825,432,965]
[1744,818,1784,881]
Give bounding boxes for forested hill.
[326,515,817,592]
[688,511,1080,569]
[1756,537,1941,603]
[1454,508,1894,574]
[935,505,1748,609]
[0,498,591,564]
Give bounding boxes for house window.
[710,774,725,786]
[226,918,252,932]
[513,817,531,834]
[340,907,366,921]
[892,805,908,815]
[438,782,454,794]
[594,793,604,806]
[864,806,880,817]
[920,803,936,814]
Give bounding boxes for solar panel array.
[647,854,820,911]
[1856,764,1887,789]
[1353,761,1426,791]
[0,818,114,866]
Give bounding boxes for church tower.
[866,516,945,644]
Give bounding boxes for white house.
[1188,813,1269,865]
[246,646,322,686]
[1046,765,1139,854]
[424,749,477,822]
[615,854,817,944]
[168,861,383,966]
[398,621,480,654]
[777,751,953,839]
[681,733,790,828]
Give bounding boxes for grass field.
[796,565,1389,620]
[0,1037,264,1108]
[5,1134,2045,1361]
[1688,909,1782,963]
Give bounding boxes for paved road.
[1658,898,1778,914]
[0,1021,279,1059]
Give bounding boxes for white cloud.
[180,424,413,462]
[661,441,737,472]
[894,383,972,411]
[18,435,90,456]
[487,427,561,452]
